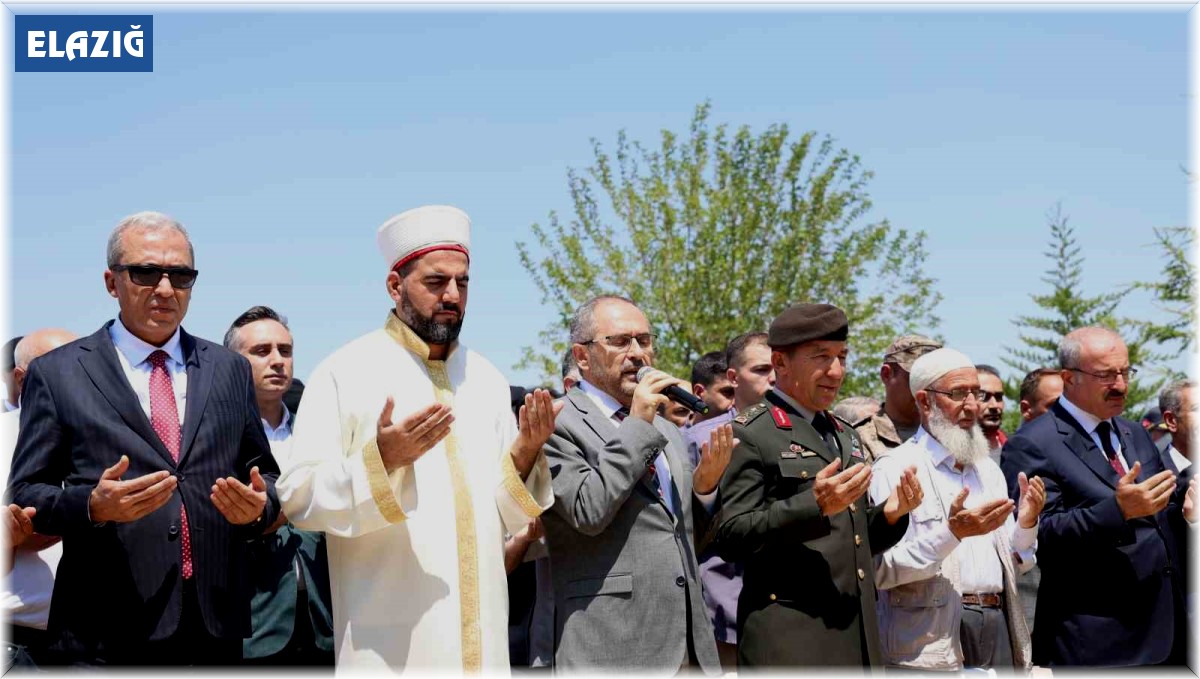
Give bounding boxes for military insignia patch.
[734,403,767,425]
[770,406,792,429]
[780,450,797,459]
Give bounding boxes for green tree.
[1001,204,1165,418]
[1125,225,1195,365]
[515,102,941,399]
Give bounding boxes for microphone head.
[635,366,653,382]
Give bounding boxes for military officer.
[714,303,923,668]
[854,335,943,461]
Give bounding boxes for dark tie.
[812,412,841,457]
[614,407,671,513]
[149,350,192,579]
[1095,420,1126,477]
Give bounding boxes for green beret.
[768,303,849,349]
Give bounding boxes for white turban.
[909,348,975,396]
[377,205,471,271]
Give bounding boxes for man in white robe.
[276,205,560,673]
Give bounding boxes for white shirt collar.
[770,386,817,422]
[2,400,17,413]
[578,379,625,421]
[109,316,185,369]
[261,402,293,439]
[911,425,957,471]
[1057,395,1106,434]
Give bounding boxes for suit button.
[769,594,777,601]
[176,474,185,483]
[857,568,865,581]
[168,525,179,537]
[849,503,857,513]
[800,471,809,480]
[855,534,862,547]
[675,576,686,587]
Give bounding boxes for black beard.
[399,291,464,346]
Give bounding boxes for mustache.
[1105,388,1127,400]
[436,303,462,314]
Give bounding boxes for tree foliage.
[1125,225,1195,362]
[1001,204,1168,418]
[515,102,941,399]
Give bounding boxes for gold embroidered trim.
[501,447,544,519]
[362,437,406,524]
[431,362,481,672]
[383,311,479,671]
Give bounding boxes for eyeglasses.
[925,387,984,403]
[1068,367,1138,384]
[112,264,199,290]
[978,390,1004,403]
[582,333,655,352]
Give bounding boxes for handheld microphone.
[636,366,711,416]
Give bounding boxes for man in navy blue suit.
[1000,327,1192,667]
[7,211,281,666]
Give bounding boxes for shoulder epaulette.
[733,403,769,425]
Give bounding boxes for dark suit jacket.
[715,390,908,667]
[7,322,281,659]
[999,400,1186,667]
[540,388,720,673]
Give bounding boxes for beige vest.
[878,456,1032,672]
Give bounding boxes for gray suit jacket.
[541,388,720,673]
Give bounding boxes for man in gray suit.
[540,295,730,673]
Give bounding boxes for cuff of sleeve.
[501,447,550,518]
[694,487,718,513]
[930,521,961,560]
[362,437,408,524]
[1012,520,1038,552]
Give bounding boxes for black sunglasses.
[112,264,199,289]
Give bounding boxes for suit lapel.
[178,330,211,467]
[1052,402,1121,489]
[77,322,176,467]
[567,388,667,511]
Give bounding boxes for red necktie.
[1095,420,1126,477]
[149,350,192,579]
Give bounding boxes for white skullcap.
[909,348,975,396]
[376,205,471,271]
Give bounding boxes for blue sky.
[6,6,1190,391]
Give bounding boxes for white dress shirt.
[108,318,188,427]
[260,404,305,591]
[1057,395,1128,473]
[871,427,1037,594]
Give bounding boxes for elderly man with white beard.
[868,348,1047,672]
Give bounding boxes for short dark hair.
[568,295,639,345]
[2,336,23,372]
[975,364,1001,379]
[1019,367,1061,403]
[1160,379,1196,416]
[690,351,728,388]
[224,306,289,351]
[725,332,769,370]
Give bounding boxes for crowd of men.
[1,206,1195,675]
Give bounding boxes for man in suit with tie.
[8,211,282,666]
[1000,326,1192,667]
[540,295,730,673]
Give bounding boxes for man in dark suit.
[715,303,918,668]
[1000,326,1191,667]
[539,295,728,673]
[224,306,333,666]
[8,211,281,666]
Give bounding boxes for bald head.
[1059,326,1130,420]
[14,329,78,400]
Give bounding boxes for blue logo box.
[15,15,153,72]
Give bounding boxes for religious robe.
[276,313,553,673]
